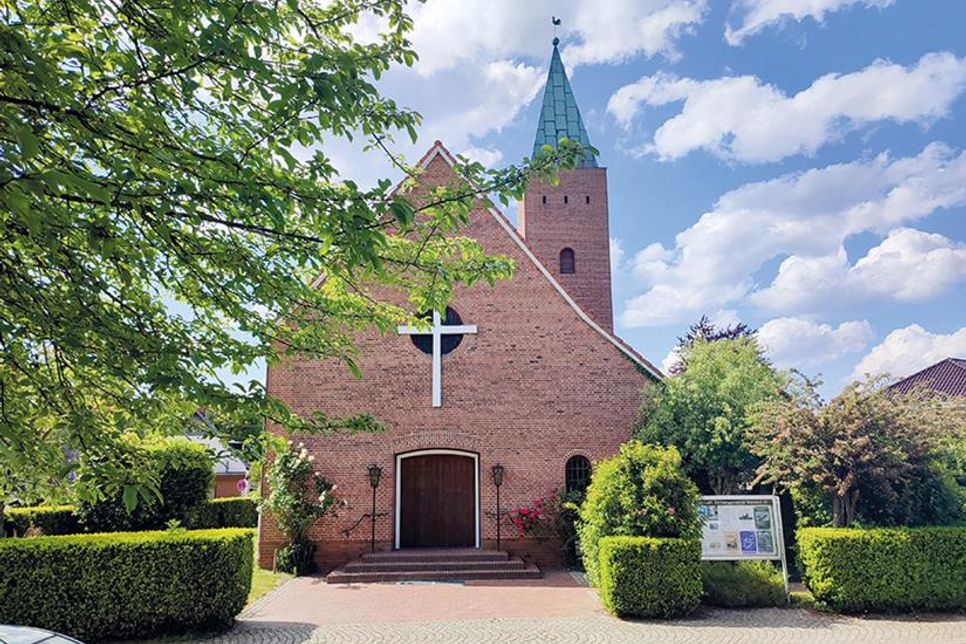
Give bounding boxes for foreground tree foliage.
[748,376,966,527]
[0,0,587,506]
[636,338,787,494]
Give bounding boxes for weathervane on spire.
[552,16,561,46]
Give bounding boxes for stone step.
[344,557,527,573]
[326,564,542,584]
[360,549,510,564]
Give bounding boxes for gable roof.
[889,357,966,397]
[415,141,661,381]
[532,40,597,168]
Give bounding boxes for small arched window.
[559,247,575,274]
[566,455,592,494]
[541,195,547,204]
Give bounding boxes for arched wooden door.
[397,451,478,548]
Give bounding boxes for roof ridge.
[413,142,660,381]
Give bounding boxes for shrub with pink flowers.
[507,493,556,537]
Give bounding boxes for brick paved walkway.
[189,573,966,644]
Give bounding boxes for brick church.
[259,40,662,577]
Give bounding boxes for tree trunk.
[710,471,738,495]
[832,489,859,527]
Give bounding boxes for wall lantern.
[367,464,382,553]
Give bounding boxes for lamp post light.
[491,464,504,551]
[367,464,382,553]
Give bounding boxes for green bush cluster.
[597,536,703,618]
[77,437,213,532]
[798,527,966,612]
[577,441,701,585]
[3,505,79,537]
[186,497,259,529]
[701,560,786,608]
[0,528,253,641]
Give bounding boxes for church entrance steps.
[360,548,510,563]
[326,549,542,584]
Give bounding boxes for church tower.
[518,38,614,331]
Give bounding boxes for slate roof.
[889,357,966,397]
[532,39,597,167]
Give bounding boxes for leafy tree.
[747,376,966,527]
[667,315,758,375]
[637,338,787,494]
[0,0,587,506]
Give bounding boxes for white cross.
[397,310,477,407]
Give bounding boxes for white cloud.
[726,0,894,46]
[758,317,874,367]
[607,52,966,163]
[610,237,627,272]
[850,325,966,381]
[618,143,966,327]
[753,228,966,312]
[407,0,707,76]
[661,348,680,374]
[424,60,545,149]
[458,146,504,167]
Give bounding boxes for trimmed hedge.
[186,497,259,529]
[798,527,966,612]
[701,560,786,608]
[0,528,254,640]
[598,536,702,618]
[577,442,701,586]
[3,505,79,537]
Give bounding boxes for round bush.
[577,441,700,585]
[0,528,253,640]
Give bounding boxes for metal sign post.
[698,495,789,598]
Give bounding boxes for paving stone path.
[182,574,966,644]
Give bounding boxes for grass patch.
[248,565,292,606]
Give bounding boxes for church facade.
[258,42,662,571]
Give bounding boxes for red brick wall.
[518,168,614,332]
[259,150,651,571]
[214,473,245,498]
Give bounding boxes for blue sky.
[234,1,966,398]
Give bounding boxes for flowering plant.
[507,492,556,537]
[260,439,341,574]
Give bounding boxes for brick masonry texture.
[259,150,651,571]
[519,168,614,332]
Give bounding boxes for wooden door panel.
[399,454,475,548]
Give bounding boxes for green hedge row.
[3,505,79,537]
[598,536,703,618]
[798,527,966,612]
[701,560,786,608]
[0,528,254,641]
[185,497,259,529]
[4,498,258,536]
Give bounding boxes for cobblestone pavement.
[185,574,966,644]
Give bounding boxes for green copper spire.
[532,39,597,168]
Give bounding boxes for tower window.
[542,195,547,204]
[565,455,592,494]
[564,195,569,204]
[585,195,590,204]
[559,247,575,274]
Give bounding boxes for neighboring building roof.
[186,433,249,475]
[889,357,966,397]
[532,39,597,168]
[415,141,661,381]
